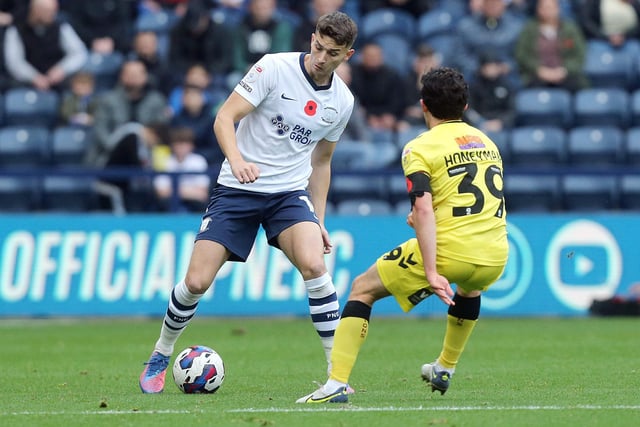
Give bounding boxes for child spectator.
[171,84,224,169]
[59,71,98,127]
[168,63,212,116]
[153,127,211,212]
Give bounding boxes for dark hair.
[169,127,195,144]
[315,11,358,48]
[420,67,468,120]
[146,121,171,145]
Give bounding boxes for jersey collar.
[299,53,333,91]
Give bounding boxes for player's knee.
[297,260,327,280]
[184,273,213,294]
[347,273,377,305]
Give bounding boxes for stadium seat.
[371,33,413,77]
[0,177,40,212]
[561,175,618,211]
[360,8,416,43]
[584,39,635,89]
[629,89,640,126]
[434,0,468,18]
[336,198,393,216]
[514,88,573,129]
[135,8,176,33]
[135,8,177,61]
[50,126,91,167]
[274,7,302,30]
[41,177,99,212]
[619,175,640,210]
[3,88,60,128]
[417,9,456,41]
[394,198,412,215]
[332,140,398,172]
[509,126,566,165]
[485,129,511,164]
[504,175,560,212]
[573,88,630,129]
[82,51,124,92]
[0,125,50,168]
[395,124,426,148]
[426,34,458,67]
[387,174,408,205]
[625,127,640,165]
[566,126,624,166]
[330,173,388,205]
[210,6,245,27]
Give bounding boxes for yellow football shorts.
[375,238,506,312]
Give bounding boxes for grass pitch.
[1,316,638,427]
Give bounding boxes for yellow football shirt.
[401,120,508,266]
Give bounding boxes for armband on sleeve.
[406,172,431,205]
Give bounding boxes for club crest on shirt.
[321,106,338,124]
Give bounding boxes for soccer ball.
[172,345,225,394]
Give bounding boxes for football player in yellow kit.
[297,67,508,403]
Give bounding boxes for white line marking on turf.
[4,405,640,416]
[226,405,640,413]
[3,410,197,416]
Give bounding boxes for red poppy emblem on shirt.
[304,100,317,116]
[406,177,413,192]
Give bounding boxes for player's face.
[307,32,354,84]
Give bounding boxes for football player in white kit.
[139,11,358,394]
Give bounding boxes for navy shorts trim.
[195,185,320,262]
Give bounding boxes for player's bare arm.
[412,193,455,306]
[213,91,260,184]
[309,139,336,253]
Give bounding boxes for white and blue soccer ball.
[172,345,225,394]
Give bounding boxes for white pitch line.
[226,405,640,413]
[3,405,640,416]
[2,409,197,416]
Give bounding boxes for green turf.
[1,316,638,427]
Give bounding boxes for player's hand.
[320,224,332,254]
[230,159,260,184]
[406,211,415,228]
[427,272,455,306]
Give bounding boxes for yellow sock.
[329,316,369,383]
[438,314,477,370]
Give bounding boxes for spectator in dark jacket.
[86,59,169,167]
[3,0,87,91]
[63,0,133,55]
[350,41,405,132]
[168,0,233,79]
[465,49,516,133]
[230,0,293,74]
[129,30,173,95]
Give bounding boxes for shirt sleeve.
[3,26,39,82]
[233,54,276,108]
[58,23,88,75]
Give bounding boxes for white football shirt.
[217,52,354,193]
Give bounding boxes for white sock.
[154,281,202,355]
[435,360,455,375]
[305,273,340,364]
[324,378,347,392]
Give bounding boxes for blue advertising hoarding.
[0,213,638,317]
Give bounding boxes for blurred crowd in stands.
[1,0,640,214]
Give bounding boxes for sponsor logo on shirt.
[455,135,486,150]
